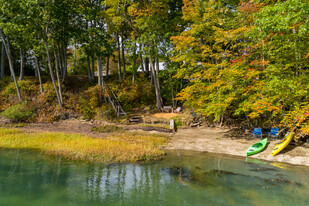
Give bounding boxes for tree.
[0,42,5,79]
[0,29,22,100]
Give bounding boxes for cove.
[0,148,308,206]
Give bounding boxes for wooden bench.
[163,106,173,113]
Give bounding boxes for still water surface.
[0,148,308,206]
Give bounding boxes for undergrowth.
[1,101,35,122]
[0,76,156,122]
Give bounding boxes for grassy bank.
[0,128,168,163]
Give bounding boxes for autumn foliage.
[172,0,309,133]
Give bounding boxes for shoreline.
[164,127,309,167]
[1,120,309,167]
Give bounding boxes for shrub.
[112,79,155,111]
[94,104,115,120]
[79,85,103,119]
[1,101,35,122]
[171,116,183,129]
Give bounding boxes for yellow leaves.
[247,96,283,119]
[201,45,212,55]
[201,62,215,68]
[127,6,138,16]
[225,97,235,104]
[213,79,224,87]
[227,26,253,39]
[182,0,202,22]
[171,35,195,46]
[300,124,309,135]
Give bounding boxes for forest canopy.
[0,0,308,134]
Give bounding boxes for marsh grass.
[0,128,168,163]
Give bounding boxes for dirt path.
[164,127,309,166]
[11,119,171,137]
[20,120,105,138]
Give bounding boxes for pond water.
[0,148,309,206]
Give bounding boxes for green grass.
[0,128,168,163]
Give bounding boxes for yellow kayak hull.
[271,131,294,156]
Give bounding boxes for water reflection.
[0,148,309,206]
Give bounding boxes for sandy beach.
[164,127,309,166]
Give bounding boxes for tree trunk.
[175,85,178,107]
[139,44,144,73]
[150,57,154,86]
[0,30,21,100]
[117,35,122,82]
[293,28,299,75]
[133,57,136,84]
[97,56,102,86]
[19,48,24,80]
[171,85,175,108]
[34,64,38,77]
[97,56,107,103]
[156,56,160,76]
[54,52,63,104]
[87,57,92,81]
[73,40,77,74]
[57,48,63,77]
[145,57,149,75]
[91,60,95,80]
[62,45,67,83]
[45,41,62,109]
[150,72,153,86]
[0,42,5,79]
[150,54,163,111]
[34,56,43,93]
[121,36,126,79]
[106,56,109,77]
[220,112,224,127]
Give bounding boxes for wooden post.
[170,119,175,132]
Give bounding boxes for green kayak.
[246,138,268,156]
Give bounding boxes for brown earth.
[1,119,172,138]
[164,127,309,167]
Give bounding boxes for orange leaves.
[247,98,282,119]
[249,59,269,67]
[240,0,262,14]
